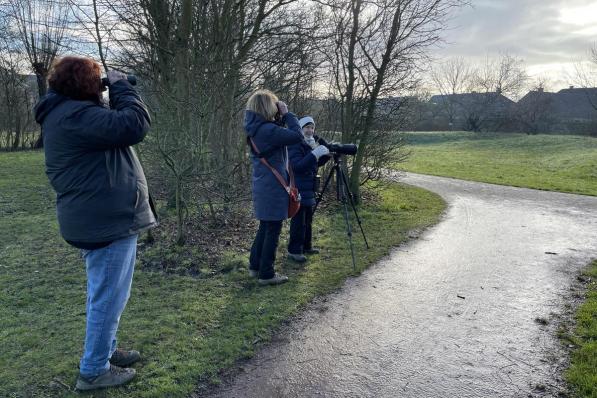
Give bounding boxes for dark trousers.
[249,220,283,279]
[288,205,314,254]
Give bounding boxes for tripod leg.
[313,164,337,214]
[337,173,357,271]
[338,164,370,249]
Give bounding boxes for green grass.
[398,132,597,196]
[565,260,597,398]
[0,151,445,397]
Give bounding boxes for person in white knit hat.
[286,116,331,262]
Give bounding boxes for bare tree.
[65,0,119,72]
[4,0,70,147]
[128,0,197,245]
[469,54,527,131]
[255,16,327,116]
[473,54,527,100]
[573,43,597,111]
[432,54,526,132]
[97,0,307,244]
[430,57,474,129]
[322,0,468,201]
[0,8,36,150]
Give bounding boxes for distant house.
[551,87,597,120]
[515,88,556,133]
[429,91,515,131]
[517,86,597,133]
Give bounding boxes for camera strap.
[248,138,296,195]
[246,137,276,158]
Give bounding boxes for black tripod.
[313,153,369,270]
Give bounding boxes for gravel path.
[205,173,597,398]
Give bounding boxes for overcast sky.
[432,0,597,91]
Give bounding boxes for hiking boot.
[258,273,289,286]
[109,349,141,367]
[248,269,258,278]
[287,252,307,263]
[304,247,320,255]
[75,365,136,391]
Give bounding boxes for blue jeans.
[79,235,137,377]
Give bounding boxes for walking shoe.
[258,273,289,286]
[109,349,141,367]
[248,269,258,278]
[75,365,136,391]
[304,248,320,255]
[287,252,307,263]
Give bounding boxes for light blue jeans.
[79,234,137,377]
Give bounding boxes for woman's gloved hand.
[311,145,330,160]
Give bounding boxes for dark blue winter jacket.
[244,111,303,221]
[34,80,156,245]
[287,138,330,206]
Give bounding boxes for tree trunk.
[12,114,21,150]
[32,63,48,149]
[175,177,185,245]
[173,0,193,245]
[342,0,362,144]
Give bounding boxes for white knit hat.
[299,116,315,129]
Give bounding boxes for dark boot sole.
[75,375,135,391]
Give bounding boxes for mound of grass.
[399,132,597,196]
[0,151,445,397]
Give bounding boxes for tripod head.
[331,152,343,163]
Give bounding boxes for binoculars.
[100,75,137,88]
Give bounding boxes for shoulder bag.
[248,138,301,218]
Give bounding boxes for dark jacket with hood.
[244,110,303,221]
[288,136,330,206]
[34,80,157,247]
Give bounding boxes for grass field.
[0,151,445,397]
[399,132,597,196]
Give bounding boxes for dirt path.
[204,173,597,398]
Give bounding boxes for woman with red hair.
[35,56,156,391]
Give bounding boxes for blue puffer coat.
[244,111,303,221]
[288,139,330,206]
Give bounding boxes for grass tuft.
[565,260,597,398]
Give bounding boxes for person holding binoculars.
[34,56,155,391]
[244,89,304,285]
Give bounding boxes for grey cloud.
[434,0,595,65]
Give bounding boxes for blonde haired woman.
[244,89,303,285]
